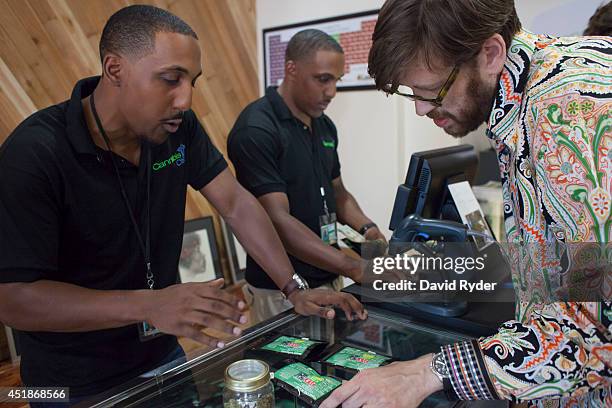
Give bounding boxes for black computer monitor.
[389,144,478,231]
[380,144,512,319]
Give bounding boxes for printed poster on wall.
[263,10,379,91]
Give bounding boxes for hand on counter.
[288,289,368,321]
[320,353,442,408]
[143,278,247,348]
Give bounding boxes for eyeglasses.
[386,65,460,107]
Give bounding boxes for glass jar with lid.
[223,359,274,408]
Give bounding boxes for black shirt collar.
[264,86,294,121]
[66,76,100,155]
[265,86,324,131]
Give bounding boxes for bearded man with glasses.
[321,0,611,407]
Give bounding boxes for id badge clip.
[318,187,337,245]
[138,321,163,342]
[319,212,338,245]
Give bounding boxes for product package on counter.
[319,344,395,373]
[249,333,328,362]
[272,361,341,407]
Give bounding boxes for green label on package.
[275,362,341,400]
[261,336,316,356]
[325,346,390,370]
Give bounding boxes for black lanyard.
[299,120,330,215]
[89,94,154,289]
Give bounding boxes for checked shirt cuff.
[441,339,499,400]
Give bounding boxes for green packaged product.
[273,362,341,407]
[321,345,393,372]
[259,334,326,358]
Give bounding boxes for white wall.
[517,0,605,36]
[256,0,605,237]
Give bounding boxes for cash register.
[343,144,515,336]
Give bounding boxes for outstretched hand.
[288,289,367,321]
[320,354,442,408]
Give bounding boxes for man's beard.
[429,74,496,138]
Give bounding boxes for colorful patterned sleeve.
[442,302,612,403]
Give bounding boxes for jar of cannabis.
[223,359,274,408]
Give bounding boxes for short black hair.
[584,2,612,36]
[285,29,343,63]
[99,4,198,63]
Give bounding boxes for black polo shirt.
[227,87,341,289]
[0,77,227,396]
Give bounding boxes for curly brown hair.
[368,0,521,93]
[584,2,612,36]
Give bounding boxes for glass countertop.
[83,307,505,407]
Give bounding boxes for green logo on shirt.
[152,144,186,171]
[322,140,335,148]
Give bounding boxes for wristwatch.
[281,273,309,300]
[430,352,450,384]
[359,222,378,236]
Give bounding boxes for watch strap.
[359,222,378,235]
[281,273,310,300]
[430,351,450,383]
[281,279,299,299]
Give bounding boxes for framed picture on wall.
[263,9,379,91]
[179,217,223,284]
[220,219,247,284]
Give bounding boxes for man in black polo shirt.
[0,6,365,404]
[228,29,386,323]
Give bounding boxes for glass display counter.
[81,307,506,407]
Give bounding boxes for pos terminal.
[344,145,515,336]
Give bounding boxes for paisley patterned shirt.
[441,30,612,407]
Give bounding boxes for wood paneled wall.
[0,0,258,280]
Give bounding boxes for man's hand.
[320,354,442,408]
[364,226,387,245]
[288,289,367,321]
[143,278,248,348]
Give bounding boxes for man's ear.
[478,33,506,77]
[284,59,297,82]
[101,53,124,87]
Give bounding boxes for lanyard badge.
[138,321,162,341]
[303,125,337,246]
[138,262,162,341]
[318,187,337,245]
[90,94,163,342]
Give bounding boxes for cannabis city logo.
[321,139,335,148]
[152,144,186,171]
